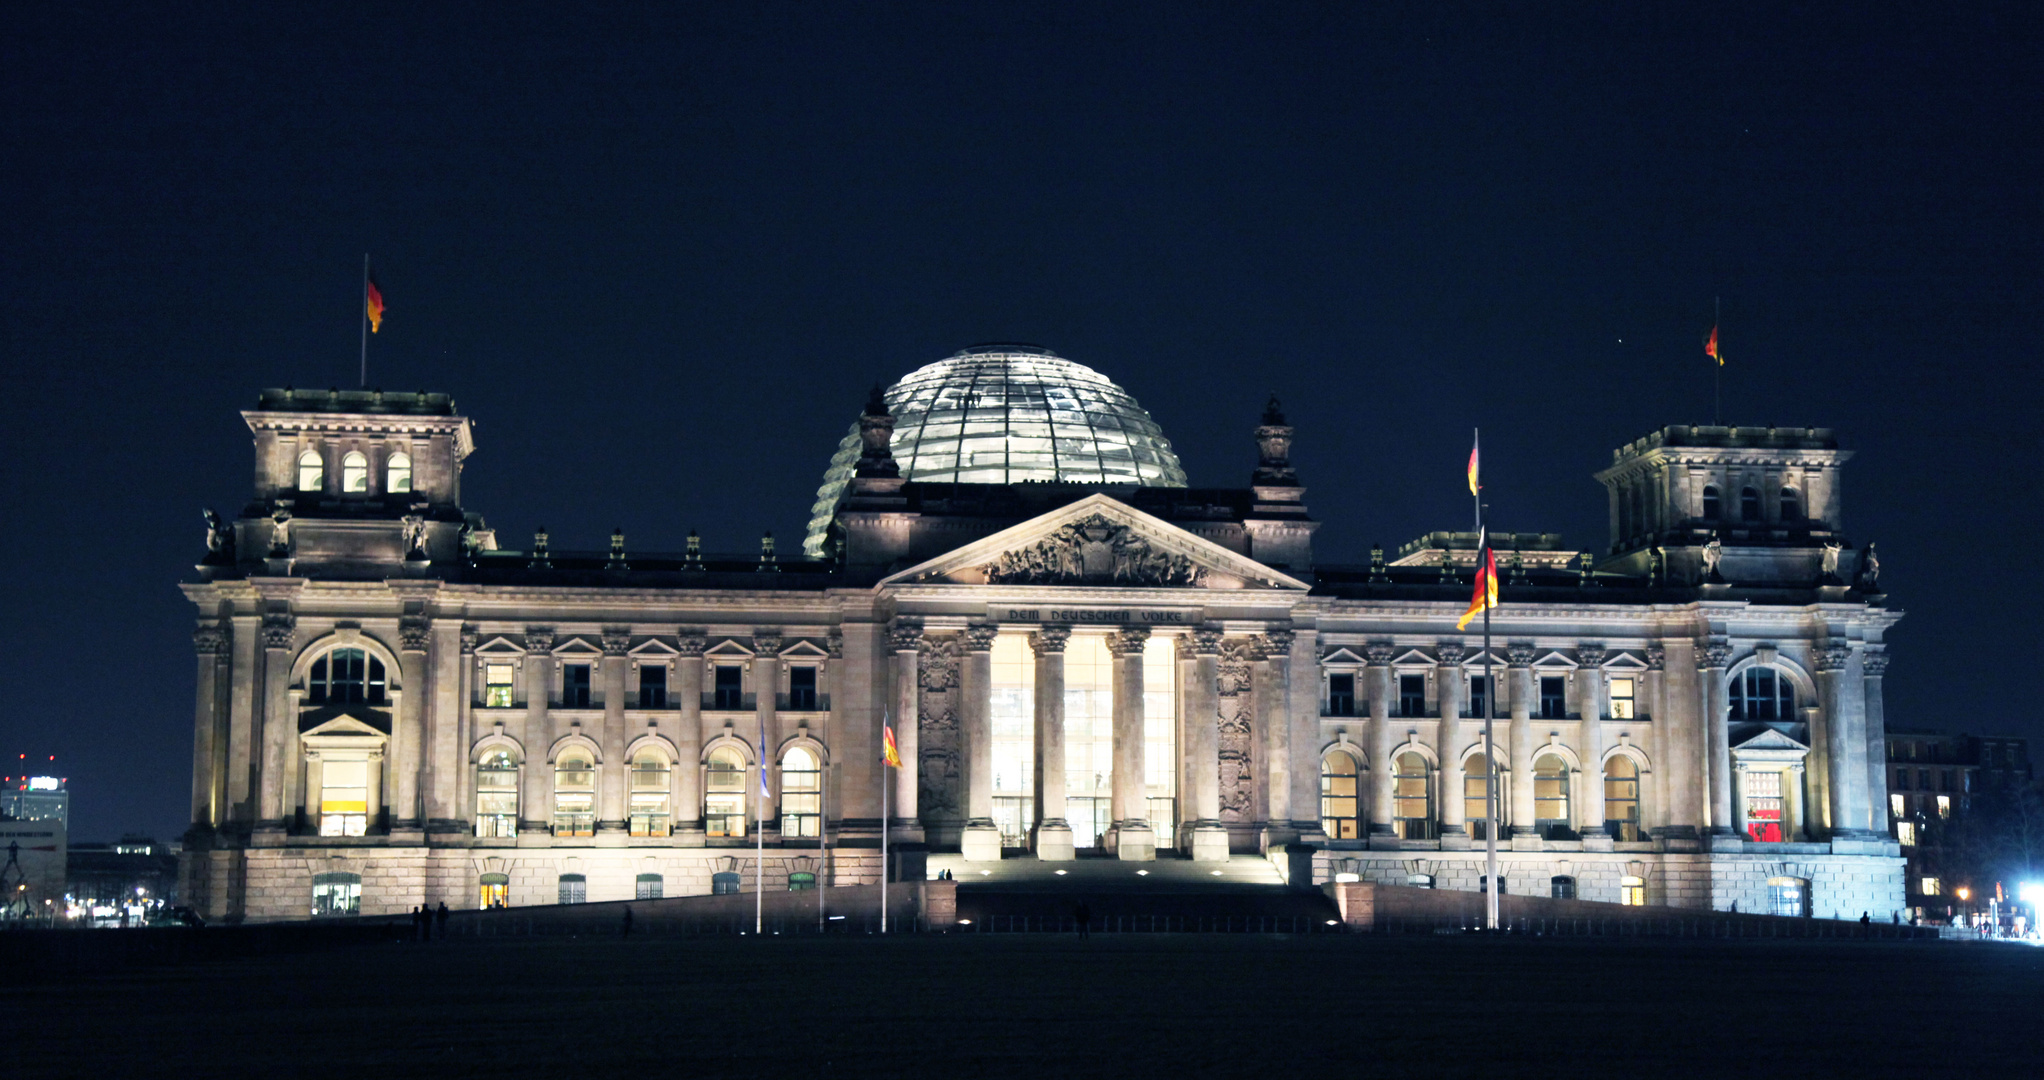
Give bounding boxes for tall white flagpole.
[819,745,828,933]
[1475,428,1500,932]
[756,715,766,935]
[881,718,890,935]
[359,254,370,388]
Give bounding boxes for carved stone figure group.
[980,514,1207,587]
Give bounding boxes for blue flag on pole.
[759,715,771,798]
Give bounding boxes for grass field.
[8,932,2040,1078]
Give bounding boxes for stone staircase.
[927,852,1338,929]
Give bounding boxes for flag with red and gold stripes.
[1704,323,1721,366]
[883,722,902,768]
[366,275,386,333]
[1456,537,1499,630]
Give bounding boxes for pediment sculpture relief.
[978,514,1208,587]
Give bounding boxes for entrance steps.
[928,852,1335,928]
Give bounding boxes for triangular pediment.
[703,639,755,659]
[1320,647,1369,666]
[629,639,679,658]
[878,494,1310,591]
[1733,727,1810,753]
[1392,649,1436,668]
[551,636,602,657]
[474,636,525,657]
[300,714,388,738]
[778,640,831,660]
[1533,650,1579,669]
[1603,652,1650,670]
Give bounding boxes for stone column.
[1816,642,1871,837]
[1575,645,1607,844]
[454,626,478,829]
[519,627,553,835]
[226,614,261,825]
[392,617,430,835]
[959,624,1002,861]
[753,630,783,834]
[1731,762,1750,839]
[1863,648,1891,833]
[597,628,632,835]
[1184,628,1227,860]
[1701,642,1734,837]
[1786,762,1808,840]
[1258,629,1295,849]
[1506,644,1537,838]
[255,612,295,838]
[1031,626,1074,860]
[675,630,706,833]
[191,626,229,830]
[1365,642,1398,844]
[1643,645,1672,835]
[1287,627,1322,838]
[1436,643,1467,843]
[889,620,922,839]
[1106,627,1155,861]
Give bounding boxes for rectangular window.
[1143,637,1177,848]
[1468,675,1491,718]
[1921,876,1940,896]
[1608,678,1635,719]
[563,663,592,708]
[713,665,743,710]
[1893,770,1909,792]
[1744,769,1783,842]
[637,665,667,709]
[1936,795,1951,818]
[1063,635,1114,849]
[485,663,515,708]
[1539,676,1567,719]
[1619,877,1645,906]
[559,876,587,904]
[789,666,818,711]
[1896,821,1916,846]
[318,759,370,837]
[990,635,1035,849]
[1918,769,1930,791]
[1327,673,1356,717]
[636,875,663,901]
[1398,674,1426,718]
[1890,793,1906,818]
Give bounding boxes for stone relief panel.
[978,514,1207,587]
[1216,638,1256,823]
[917,635,963,823]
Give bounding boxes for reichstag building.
[179,345,1904,922]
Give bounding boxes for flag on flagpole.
[1466,437,1481,496]
[883,723,902,768]
[1456,534,1499,631]
[366,276,386,333]
[1704,324,1721,366]
[758,717,771,798]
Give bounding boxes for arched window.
[298,449,324,491]
[341,451,369,493]
[552,751,595,837]
[635,873,663,900]
[1604,755,1642,841]
[705,746,747,838]
[781,747,821,838]
[557,873,586,904]
[475,749,519,838]
[1730,666,1795,722]
[1619,875,1646,906]
[1767,876,1808,917]
[1392,752,1434,840]
[1550,875,1577,900]
[317,758,370,837]
[1701,485,1720,521]
[1740,486,1761,523]
[1779,487,1801,522]
[628,752,671,837]
[788,871,817,892]
[479,872,509,909]
[1319,750,1361,840]
[711,871,741,895]
[386,451,412,494]
[312,871,361,917]
[1464,752,1499,841]
[1533,754,1571,838]
[308,647,387,705]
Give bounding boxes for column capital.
[399,616,432,653]
[1862,648,1889,677]
[751,630,784,657]
[193,625,229,655]
[601,628,633,656]
[1574,644,1607,668]
[676,628,708,657]
[1260,627,1296,656]
[523,626,555,654]
[460,625,480,654]
[261,612,295,651]
[888,619,924,652]
[1505,642,1537,668]
[963,624,999,652]
[1814,641,1852,673]
[1645,644,1665,670]
[1029,624,1071,655]
[1700,641,1733,669]
[1435,641,1467,666]
[1363,640,1396,667]
[1107,626,1151,657]
[1189,626,1223,656]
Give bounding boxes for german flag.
[1704,323,1721,366]
[1466,435,1481,496]
[1456,539,1499,631]
[366,276,386,333]
[883,723,902,768]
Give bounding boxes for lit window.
[1465,752,1499,841]
[298,450,324,491]
[705,747,748,838]
[1609,677,1635,719]
[780,747,821,838]
[318,758,370,837]
[1143,637,1177,849]
[552,751,595,836]
[1398,675,1426,718]
[1533,754,1571,838]
[1392,752,1434,840]
[1936,795,1951,818]
[1890,794,1906,819]
[1896,821,1916,846]
[635,873,663,901]
[475,750,519,838]
[638,665,668,709]
[484,663,515,708]
[1921,876,1940,896]
[1729,667,1795,722]
[386,451,412,494]
[312,871,361,917]
[1744,769,1784,842]
[1319,750,1361,840]
[478,872,508,908]
[789,666,817,710]
[563,663,592,708]
[1539,677,1567,719]
[341,451,368,493]
[1550,875,1576,900]
[558,873,586,904]
[628,752,671,837]
[1768,877,1807,916]
[309,648,387,705]
[1619,875,1645,906]
[788,871,817,892]
[1604,755,1642,841]
[1327,673,1357,717]
[990,634,1036,849]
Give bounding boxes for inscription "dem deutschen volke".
[1002,608,1196,624]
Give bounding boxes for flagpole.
[1475,428,1499,933]
[359,254,370,389]
[1713,296,1721,427]
[819,747,828,933]
[881,721,890,935]
[757,720,767,936]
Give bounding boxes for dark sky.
[4,4,2039,841]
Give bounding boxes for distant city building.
[1885,730,2034,918]
[180,346,1906,924]
[67,835,179,911]
[2,774,69,826]
[0,818,66,920]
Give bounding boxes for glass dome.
[804,345,1188,556]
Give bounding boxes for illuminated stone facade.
[180,350,1904,923]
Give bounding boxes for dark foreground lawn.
[7,932,2040,1078]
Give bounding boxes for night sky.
[4,5,2038,842]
